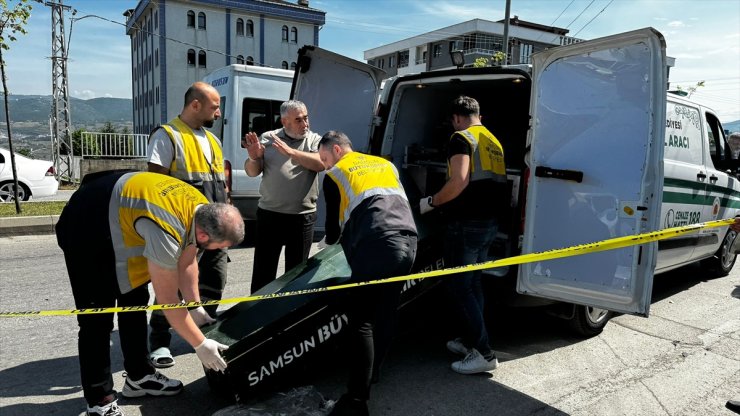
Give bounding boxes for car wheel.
[0,181,29,202]
[701,229,737,278]
[567,305,613,337]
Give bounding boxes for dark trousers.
[56,170,153,406]
[344,231,417,401]
[250,207,316,293]
[148,247,228,351]
[444,218,498,355]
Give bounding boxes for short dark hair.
[319,130,353,150]
[450,95,480,117]
[183,83,208,108]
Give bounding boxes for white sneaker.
[446,338,470,356]
[451,348,498,374]
[122,371,183,397]
[86,400,123,416]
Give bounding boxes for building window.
[156,87,159,104]
[187,10,195,27]
[246,20,254,37]
[236,55,245,64]
[154,10,158,29]
[433,44,442,57]
[198,50,207,68]
[281,61,288,69]
[187,49,196,66]
[282,25,288,42]
[379,58,384,69]
[290,62,296,70]
[290,27,298,43]
[155,49,158,67]
[246,56,254,65]
[389,55,395,68]
[398,50,409,68]
[198,12,206,30]
[236,18,244,36]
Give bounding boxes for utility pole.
[45,0,73,182]
[502,0,511,64]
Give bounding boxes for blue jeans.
[444,218,498,356]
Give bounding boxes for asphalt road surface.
[0,234,738,416]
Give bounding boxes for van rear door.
[518,28,666,316]
[291,46,386,152]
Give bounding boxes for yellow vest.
[160,117,226,201]
[110,172,208,293]
[451,125,507,182]
[326,152,407,229]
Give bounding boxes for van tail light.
[224,160,232,190]
[45,166,55,177]
[520,167,530,235]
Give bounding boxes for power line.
[573,0,614,38]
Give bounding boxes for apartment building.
[364,16,583,76]
[125,0,325,134]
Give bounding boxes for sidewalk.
[0,215,59,237]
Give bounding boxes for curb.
[0,215,59,237]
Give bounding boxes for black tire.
[701,229,737,278]
[567,305,613,337]
[0,181,29,202]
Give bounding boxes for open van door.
[518,28,666,316]
[291,46,386,152]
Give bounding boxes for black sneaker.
[86,400,124,416]
[329,394,369,416]
[121,371,183,398]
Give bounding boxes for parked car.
[0,147,59,202]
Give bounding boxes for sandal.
[148,347,175,368]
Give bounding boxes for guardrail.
[80,132,149,158]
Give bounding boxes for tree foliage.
[472,51,507,68]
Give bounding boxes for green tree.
[675,80,705,98]
[15,146,30,157]
[0,0,32,212]
[472,51,507,68]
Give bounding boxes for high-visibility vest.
[450,125,507,183]
[109,172,208,293]
[326,152,408,230]
[159,117,227,202]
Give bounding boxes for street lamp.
[449,50,465,68]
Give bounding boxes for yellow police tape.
[1,218,735,318]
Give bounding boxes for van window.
[242,98,283,138]
[209,96,226,141]
[665,101,703,166]
[705,112,726,168]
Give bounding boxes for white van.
[289,28,739,335]
[202,65,293,220]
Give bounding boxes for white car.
[0,147,59,202]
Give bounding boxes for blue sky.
[4,0,739,122]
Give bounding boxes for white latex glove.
[189,306,216,327]
[194,338,229,372]
[420,196,435,215]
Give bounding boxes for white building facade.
[125,0,325,134]
[364,17,583,77]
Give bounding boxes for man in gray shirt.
[242,100,324,293]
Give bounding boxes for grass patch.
[0,201,67,217]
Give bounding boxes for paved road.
[0,234,738,415]
[33,189,74,202]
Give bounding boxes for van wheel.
[567,305,613,337]
[702,229,737,278]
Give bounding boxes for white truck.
[288,27,739,334]
[202,64,293,220]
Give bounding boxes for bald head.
[181,81,221,129]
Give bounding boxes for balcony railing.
[80,132,149,158]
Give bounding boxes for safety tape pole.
[1,218,734,318]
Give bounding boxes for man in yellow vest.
[420,96,507,375]
[56,171,244,416]
[319,131,417,416]
[147,81,229,368]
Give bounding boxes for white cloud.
[72,90,96,100]
[667,20,686,28]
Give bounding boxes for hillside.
[0,95,132,125]
[724,119,740,134]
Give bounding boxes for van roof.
[205,64,294,79]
